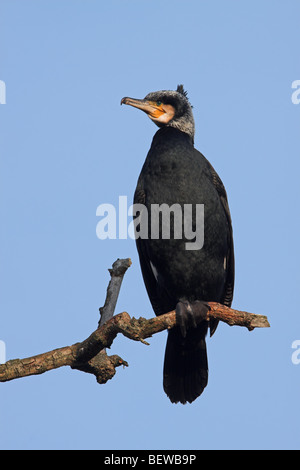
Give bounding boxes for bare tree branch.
[0,259,270,384]
[98,258,132,327]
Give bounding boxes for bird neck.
[153,126,194,147]
[166,116,195,143]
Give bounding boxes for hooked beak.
[120,97,165,119]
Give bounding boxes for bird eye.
[156,101,162,106]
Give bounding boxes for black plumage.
[121,85,234,404]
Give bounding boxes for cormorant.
[121,85,234,404]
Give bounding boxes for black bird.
[121,85,234,404]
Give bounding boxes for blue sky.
[0,0,300,450]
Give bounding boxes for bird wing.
[205,156,235,308]
[133,186,174,316]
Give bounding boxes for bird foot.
[176,300,210,337]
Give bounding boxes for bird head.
[121,85,195,140]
